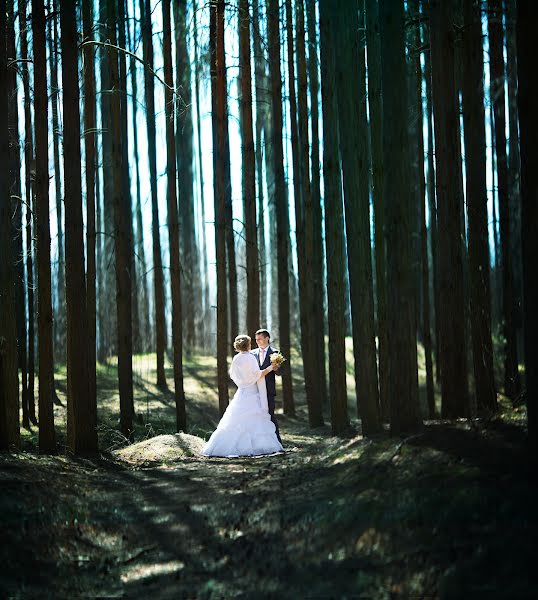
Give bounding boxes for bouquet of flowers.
[270,352,286,368]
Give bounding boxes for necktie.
[260,349,265,364]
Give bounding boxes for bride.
[202,334,284,457]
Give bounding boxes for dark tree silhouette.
[211,0,229,415]
[429,0,469,418]
[379,0,421,434]
[61,0,97,454]
[33,0,56,453]
[319,0,348,435]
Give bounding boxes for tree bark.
[429,0,469,419]
[461,0,496,413]
[61,0,97,454]
[211,0,229,415]
[0,0,20,450]
[333,0,380,434]
[379,0,422,434]
[267,0,295,415]
[319,0,349,435]
[34,0,56,453]
[163,0,187,431]
[82,0,99,444]
[107,0,133,439]
[488,0,520,402]
[365,0,389,422]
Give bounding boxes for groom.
[253,329,282,444]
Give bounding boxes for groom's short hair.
[256,328,270,339]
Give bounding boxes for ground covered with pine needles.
[1,352,536,599]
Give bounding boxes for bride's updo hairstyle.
[233,334,251,352]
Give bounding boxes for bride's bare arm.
[257,364,274,380]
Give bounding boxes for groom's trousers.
[267,394,282,444]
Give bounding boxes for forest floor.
[1,349,536,599]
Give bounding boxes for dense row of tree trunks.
[140,0,167,389]
[267,0,295,415]
[319,0,348,435]
[461,0,496,413]
[429,0,468,419]
[34,0,56,453]
[333,0,380,434]
[239,0,260,341]
[83,0,98,443]
[211,0,230,415]
[379,0,421,435]
[488,0,520,403]
[365,0,389,422]
[61,0,97,454]
[517,0,538,463]
[0,0,20,450]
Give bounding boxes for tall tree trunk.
[306,0,327,411]
[462,0,496,413]
[424,38,441,387]
[517,0,538,463]
[7,0,27,432]
[34,0,56,453]
[163,0,187,431]
[107,0,133,438]
[211,0,229,415]
[319,0,349,435]
[411,0,435,419]
[0,0,20,450]
[83,0,99,443]
[429,0,469,418]
[174,0,197,355]
[267,0,295,415]
[297,0,324,426]
[49,0,65,362]
[239,0,260,341]
[19,0,36,427]
[285,0,311,416]
[488,0,520,402]
[379,0,421,434]
[253,0,268,327]
[505,0,522,350]
[61,0,97,454]
[365,0,389,422]
[126,3,150,354]
[333,0,380,434]
[140,0,167,388]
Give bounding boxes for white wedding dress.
[202,352,284,457]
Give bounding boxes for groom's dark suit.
[252,345,282,444]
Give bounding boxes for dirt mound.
[113,433,206,466]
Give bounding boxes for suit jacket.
[252,345,281,397]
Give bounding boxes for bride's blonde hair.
[233,334,251,352]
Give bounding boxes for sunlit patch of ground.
[4,347,536,598]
